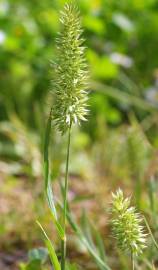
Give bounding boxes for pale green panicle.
[52,3,89,134]
[111,189,146,256]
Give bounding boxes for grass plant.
[37,3,158,270]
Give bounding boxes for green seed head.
[52,3,89,134]
[111,189,146,256]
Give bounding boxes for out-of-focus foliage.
[1,0,158,130]
[1,0,158,269]
[1,0,158,175]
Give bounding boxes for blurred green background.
[1,0,158,269]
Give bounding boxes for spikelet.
[111,189,146,256]
[51,3,89,134]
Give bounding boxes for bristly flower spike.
[52,3,89,134]
[111,188,147,256]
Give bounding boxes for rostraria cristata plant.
[52,4,89,270]
[111,189,146,269]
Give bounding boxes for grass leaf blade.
[36,221,61,270]
[44,110,52,190]
[44,110,57,220]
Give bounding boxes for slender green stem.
[132,252,135,270]
[61,126,71,270]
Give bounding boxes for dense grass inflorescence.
[111,189,146,257]
[52,4,89,134]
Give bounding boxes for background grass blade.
[92,81,158,112]
[144,216,158,250]
[92,226,107,263]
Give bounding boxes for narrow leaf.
[93,226,107,263]
[43,110,57,219]
[44,110,52,190]
[36,221,61,270]
[49,210,65,240]
[144,216,158,250]
[47,181,57,220]
[80,210,95,249]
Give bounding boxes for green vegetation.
[1,0,158,269]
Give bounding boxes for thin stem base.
[61,127,71,270]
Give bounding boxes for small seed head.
[111,189,146,256]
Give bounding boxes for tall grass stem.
[61,126,71,270]
[132,253,135,270]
